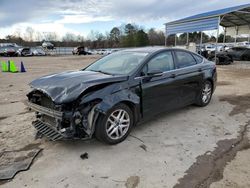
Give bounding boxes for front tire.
[212,57,220,65]
[196,81,213,107]
[95,103,133,144]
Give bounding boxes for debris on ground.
[125,176,140,188]
[129,135,144,143]
[100,176,109,179]
[0,148,42,181]
[139,144,147,151]
[35,132,44,140]
[80,152,89,160]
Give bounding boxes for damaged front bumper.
[27,101,70,140]
[27,101,98,141]
[33,120,65,141]
[28,102,63,120]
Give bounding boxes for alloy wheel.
[202,83,212,104]
[105,109,130,140]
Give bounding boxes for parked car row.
[197,43,250,65]
[95,49,120,55]
[0,46,46,57]
[72,46,92,55]
[0,47,16,56]
[72,47,121,56]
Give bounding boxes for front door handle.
[170,74,176,78]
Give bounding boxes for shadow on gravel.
[220,93,250,116]
[173,121,250,188]
[217,81,232,86]
[0,116,8,121]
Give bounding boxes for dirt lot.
[0,56,250,188]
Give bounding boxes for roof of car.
[122,47,200,55]
[123,47,169,53]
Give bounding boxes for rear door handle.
[198,68,202,72]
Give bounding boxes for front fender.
[95,89,140,114]
[79,82,140,113]
[76,83,141,136]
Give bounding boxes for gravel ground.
[0,56,250,188]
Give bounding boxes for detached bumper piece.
[33,120,65,141]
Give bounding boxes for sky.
[0,0,250,40]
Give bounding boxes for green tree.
[135,29,149,46]
[110,27,121,47]
[148,28,165,46]
[124,23,136,35]
[122,24,137,47]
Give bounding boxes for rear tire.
[196,81,213,107]
[224,57,233,65]
[95,103,133,144]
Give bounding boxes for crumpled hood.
[29,70,128,104]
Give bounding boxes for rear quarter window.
[192,54,203,64]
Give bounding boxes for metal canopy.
[165,4,250,36]
[166,17,219,35]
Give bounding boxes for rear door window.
[174,51,197,68]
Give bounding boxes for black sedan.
[209,47,250,64]
[226,47,250,61]
[27,47,217,144]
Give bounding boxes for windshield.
[85,51,148,75]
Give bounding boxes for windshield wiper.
[90,70,112,75]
